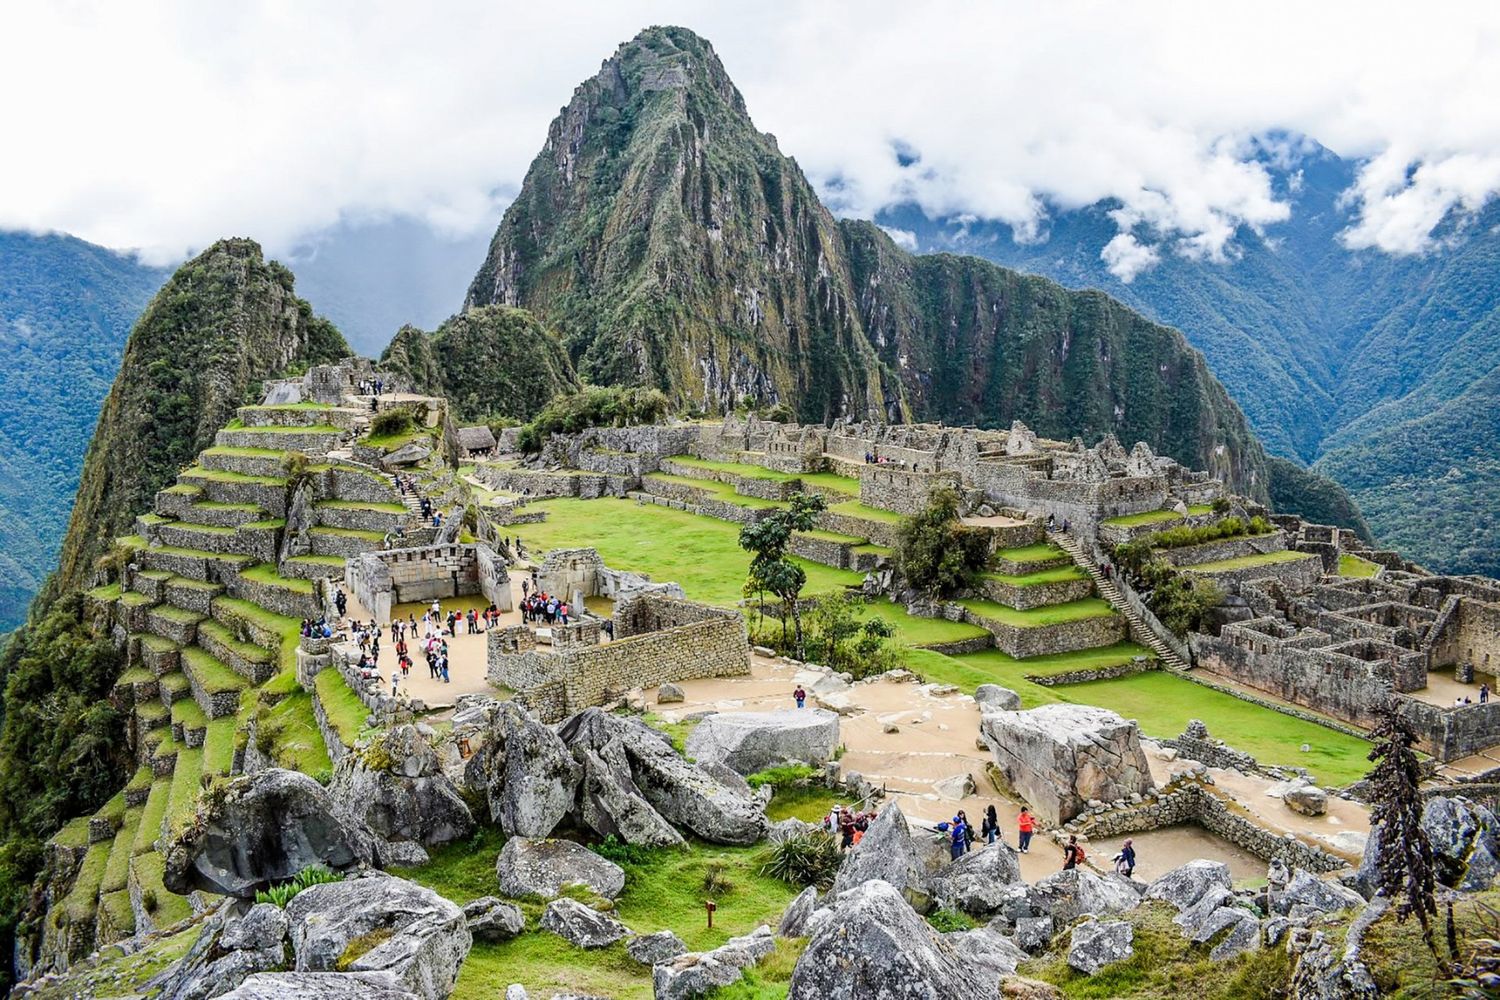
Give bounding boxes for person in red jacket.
[1017,807,1035,853]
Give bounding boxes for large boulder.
[827,801,939,904]
[973,685,1021,712]
[538,897,630,949]
[1144,860,1233,912]
[980,705,1154,824]
[330,726,475,849]
[1272,871,1365,917]
[1034,868,1143,926]
[571,740,685,847]
[778,886,818,937]
[928,843,1025,916]
[1284,784,1329,817]
[652,926,775,1000]
[627,929,687,966]
[220,972,421,998]
[1067,920,1133,975]
[788,880,991,999]
[473,704,581,838]
[944,925,1027,979]
[496,837,626,900]
[285,872,471,1000]
[163,768,377,898]
[157,904,291,1000]
[683,709,840,775]
[461,897,526,943]
[559,708,768,846]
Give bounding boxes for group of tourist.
[519,578,571,625]
[822,806,881,850]
[1045,513,1071,533]
[358,376,385,396]
[1456,683,1490,706]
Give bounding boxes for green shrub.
[746,764,818,790]
[253,864,343,907]
[516,386,671,452]
[759,831,843,889]
[368,407,416,440]
[893,487,989,598]
[927,907,974,932]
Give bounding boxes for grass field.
[1186,550,1319,573]
[643,474,787,509]
[1339,554,1381,578]
[516,498,986,648]
[662,455,799,482]
[826,499,904,524]
[994,542,1068,563]
[957,597,1117,627]
[982,565,1087,587]
[794,471,860,495]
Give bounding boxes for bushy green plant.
[927,907,974,932]
[516,385,670,452]
[1113,515,1275,577]
[759,831,843,889]
[746,764,818,790]
[368,407,416,440]
[893,487,990,598]
[253,864,344,907]
[739,493,827,656]
[802,592,905,678]
[1146,571,1224,637]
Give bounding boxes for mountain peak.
[599,25,746,114]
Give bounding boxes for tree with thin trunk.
[738,493,826,658]
[1367,700,1452,972]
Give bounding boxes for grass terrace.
[241,401,333,411]
[643,473,787,510]
[1101,504,1214,527]
[826,499,903,524]
[957,596,1117,627]
[1339,554,1381,578]
[233,423,345,435]
[1186,550,1318,573]
[240,563,314,594]
[310,525,387,542]
[994,542,1068,563]
[663,455,800,481]
[317,499,410,514]
[982,564,1088,587]
[180,467,286,486]
[255,685,333,775]
[794,471,861,495]
[314,667,371,749]
[214,597,302,672]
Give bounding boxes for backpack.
[1074,844,1087,863]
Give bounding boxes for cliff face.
[50,238,347,597]
[467,26,1270,496]
[380,305,579,425]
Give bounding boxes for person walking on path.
[1113,839,1136,878]
[1017,808,1035,853]
[793,685,806,709]
[981,805,999,846]
[1063,835,1083,870]
[1483,683,1491,704]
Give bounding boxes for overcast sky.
[3,1,1498,279]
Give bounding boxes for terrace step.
[178,501,269,528]
[215,425,346,454]
[180,648,248,720]
[136,634,181,677]
[136,544,254,583]
[153,483,204,518]
[195,619,277,684]
[157,671,191,707]
[144,603,205,646]
[177,469,289,516]
[198,446,292,478]
[313,500,410,535]
[234,403,364,430]
[1048,529,1191,671]
[281,554,350,581]
[309,526,385,559]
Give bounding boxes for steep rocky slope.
[466,26,1272,497]
[380,305,578,425]
[49,238,347,599]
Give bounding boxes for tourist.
[391,669,400,698]
[1113,839,1136,878]
[603,619,615,640]
[399,655,410,678]
[559,602,570,625]
[335,588,347,617]
[522,578,530,599]
[1457,696,1466,707]
[1063,835,1083,870]
[1017,808,1034,853]
[981,805,999,846]
[793,685,806,709]
[838,809,856,850]
[1484,684,1491,704]
[954,810,974,852]
[949,817,968,861]
[431,598,441,618]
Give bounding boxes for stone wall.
[488,598,750,721]
[856,466,957,516]
[1187,554,1324,595]
[955,603,1126,658]
[788,533,857,570]
[346,543,483,622]
[1162,531,1288,568]
[1400,698,1500,763]
[814,510,900,548]
[977,575,1095,611]
[475,543,513,612]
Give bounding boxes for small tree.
[1367,701,1451,972]
[739,493,826,657]
[804,592,900,676]
[893,487,990,599]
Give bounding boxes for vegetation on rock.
[892,487,990,598]
[515,384,669,452]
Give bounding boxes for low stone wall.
[1062,777,1348,873]
[1165,720,1263,774]
[992,549,1070,576]
[488,602,750,722]
[1030,658,1153,686]
[479,467,587,498]
[956,604,1126,659]
[1188,554,1324,595]
[231,573,321,619]
[309,677,349,764]
[1400,697,1500,763]
[814,511,899,548]
[789,533,855,570]
[1162,531,1287,568]
[314,504,405,534]
[977,575,1095,611]
[321,466,400,504]
[983,519,1045,551]
[184,475,289,516]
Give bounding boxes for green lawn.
[643,473,788,510]
[958,597,1117,627]
[1339,554,1381,578]
[794,471,860,495]
[314,668,370,749]
[1186,550,1318,573]
[952,642,1150,679]
[240,563,314,593]
[826,499,903,524]
[317,499,409,514]
[982,565,1087,587]
[233,423,344,435]
[795,529,866,545]
[663,455,799,482]
[257,688,333,776]
[993,542,1067,563]
[1060,672,1372,786]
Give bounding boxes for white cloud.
[0,1,1496,265]
[1101,233,1160,283]
[878,226,918,251]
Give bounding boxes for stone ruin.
[345,542,511,623]
[533,547,684,611]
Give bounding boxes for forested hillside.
[0,232,167,630]
[878,145,1500,572]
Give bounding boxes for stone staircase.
[1048,528,1191,671]
[392,474,426,516]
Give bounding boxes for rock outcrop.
[538,898,630,949]
[462,897,526,943]
[1034,868,1143,926]
[627,930,687,966]
[980,704,1154,824]
[330,726,475,849]
[496,837,626,900]
[1359,795,1500,895]
[220,971,421,998]
[928,843,1025,916]
[683,709,840,774]
[788,880,992,999]
[1067,920,1133,975]
[571,741,685,848]
[471,704,582,837]
[652,926,775,1000]
[827,801,939,903]
[163,768,377,898]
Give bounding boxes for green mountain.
[380,305,578,425]
[0,232,168,630]
[876,146,1500,573]
[49,238,347,597]
[467,26,1273,497]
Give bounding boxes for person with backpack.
[954,811,974,853]
[1063,835,1084,870]
[1017,808,1035,853]
[981,805,999,846]
[949,817,968,861]
[1113,839,1136,878]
